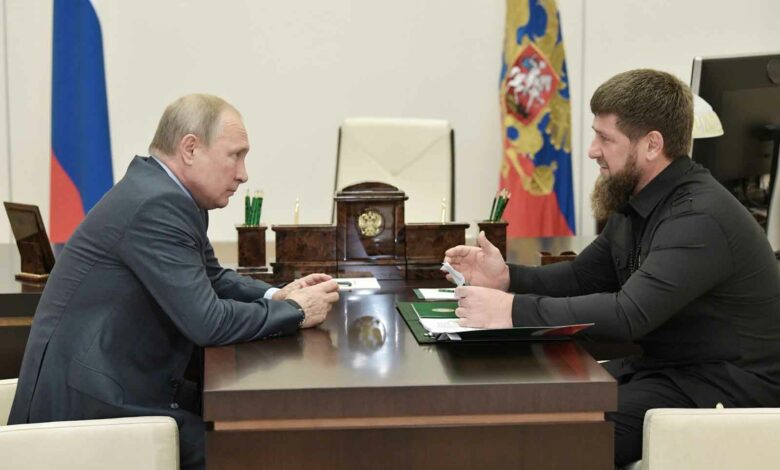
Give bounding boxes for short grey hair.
[149,94,240,156]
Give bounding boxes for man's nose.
[587,138,601,160]
[237,160,249,183]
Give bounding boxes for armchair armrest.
[642,408,780,470]
[0,416,179,470]
[0,378,16,426]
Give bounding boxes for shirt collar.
[627,156,695,219]
[150,155,194,202]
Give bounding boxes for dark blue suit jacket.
[9,156,300,460]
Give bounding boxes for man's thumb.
[477,231,496,251]
[319,280,340,292]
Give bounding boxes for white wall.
[0,0,11,243]
[2,0,780,244]
[4,0,50,245]
[577,0,780,234]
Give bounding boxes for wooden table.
[1,238,619,466]
[203,280,616,470]
[0,236,606,380]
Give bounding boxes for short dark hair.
[590,69,693,159]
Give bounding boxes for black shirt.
[509,157,780,406]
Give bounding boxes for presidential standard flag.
[50,0,113,243]
[499,0,575,237]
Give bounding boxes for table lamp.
[692,93,724,139]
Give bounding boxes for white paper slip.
[419,318,595,337]
[416,288,457,300]
[334,277,381,290]
[440,262,467,286]
[419,317,480,334]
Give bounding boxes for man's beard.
[590,152,641,222]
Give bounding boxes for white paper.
[334,277,381,290]
[413,303,480,334]
[416,288,457,300]
[440,262,467,286]
[418,317,481,334]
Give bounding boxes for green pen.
[494,190,508,221]
[492,192,502,221]
[498,192,511,220]
[251,191,261,225]
[244,190,251,225]
[248,193,254,225]
[336,280,352,286]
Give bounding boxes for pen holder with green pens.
[237,191,268,270]
[478,189,510,259]
[245,191,263,226]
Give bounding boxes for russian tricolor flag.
[50,0,113,243]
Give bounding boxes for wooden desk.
[2,238,620,466]
[204,280,616,470]
[0,235,599,316]
[0,236,614,379]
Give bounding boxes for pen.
[494,189,507,221]
[250,192,260,225]
[336,281,352,286]
[244,190,250,225]
[496,191,511,220]
[438,288,455,293]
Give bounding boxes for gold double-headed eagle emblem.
[357,208,384,237]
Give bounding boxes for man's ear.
[179,134,199,165]
[645,130,665,162]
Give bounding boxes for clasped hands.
[443,231,514,329]
[272,273,339,328]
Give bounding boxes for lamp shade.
[692,94,724,139]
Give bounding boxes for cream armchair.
[623,407,780,470]
[0,378,180,469]
[335,117,455,223]
[0,378,15,426]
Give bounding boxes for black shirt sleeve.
[508,231,621,297]
[511,211,733,341]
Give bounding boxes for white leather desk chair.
[334,117,455,222]
[0,378,179,469]
[620,406,780,469]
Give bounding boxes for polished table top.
[203,280,616,424]
[0,236,597,321]
[0,235,597,305]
